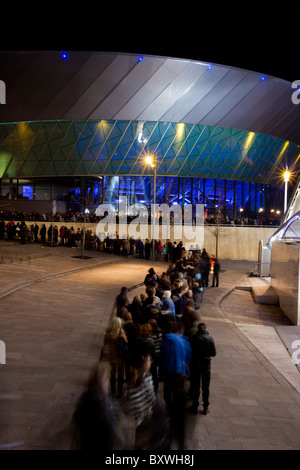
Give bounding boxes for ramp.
[275,326,300,373]
[248,276,279,305]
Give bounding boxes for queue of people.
[72,258,217,451]
[1,218,219,272]
[0,206,281,226]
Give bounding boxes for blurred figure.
[162,290,175,315]
[148,318,164,394]
[72,362,124,450]
[122,236,130,258]
[212,258,220,287]
[192,282,203,311]
[127,294,144,324]
[103,317,128,398]
[181,309,200,342]
[159,321,191,449]
[125,353,170,450]
[116,287,129,309]
[144,267,158,286]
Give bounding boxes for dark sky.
[3,8,298,82]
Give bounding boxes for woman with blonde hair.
[103,316,128,398]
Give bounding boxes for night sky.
[2,8,298,83]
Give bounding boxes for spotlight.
[261,76,265,81]
[61,51,68,59]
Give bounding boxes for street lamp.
[145,153,157,262]
[283,166,291,214]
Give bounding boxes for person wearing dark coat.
[192,282,203,310]
[34,223,39,242]
[20,222,27,244]
[212,259,220,287]
[157,300,175,331]
[40,224,46,244]
[145,239,151,260]
[144,268,157,286]
[188,323,216,415]
[72,362,124,450]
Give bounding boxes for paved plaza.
[0,241,300,451]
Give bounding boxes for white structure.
[258,240,271,277]
[268,177,300,325]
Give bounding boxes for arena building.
[0,50,299,222]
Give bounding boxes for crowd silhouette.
[72,248,217,451]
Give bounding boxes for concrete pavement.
[0,241,300,450]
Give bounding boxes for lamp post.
[146,152,157,262]
[283,166,291,214]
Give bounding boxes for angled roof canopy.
[0,51,299,185]
[0,51,299,144]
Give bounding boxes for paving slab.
[0,244,300,451]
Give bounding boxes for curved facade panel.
[0,120,298,186]
[0,51,299,144]
[0,51,299,219]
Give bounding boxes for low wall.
[0,199,67,213]
[271,241,300,325]
[4,220,277,261]
[202,225,276,261]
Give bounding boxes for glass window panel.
[225,180,234,218]
[215,179,224,208]
[103,175,119,208]
[180,178,191,205]
[243,182,250,209]
[154,176,166,205]
[236,181,242,210]
[204,178,215,208]
[283,219,300,238]
[165,176,179,205]
[192,178,201,205]
[250,182,256,212]
[135,176,151,206]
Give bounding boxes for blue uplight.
[138,56,143,62]
[61,51,68,60]
[261,75,265,81]
[207,65,212,70]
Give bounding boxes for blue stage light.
[138,56,143,62]
[261,76,265,81]
[61,52,68,60]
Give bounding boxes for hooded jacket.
[190,329,216,366]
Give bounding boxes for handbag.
[117,329,129,359]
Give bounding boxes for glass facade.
[0,119,296,222]
[0,174,284,221]
[0,120,299,183]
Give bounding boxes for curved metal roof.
[0,50,299,145]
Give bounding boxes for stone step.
[248,276,279,305]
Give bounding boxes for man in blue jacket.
[160,321,191,449]
[136,238,144,259]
